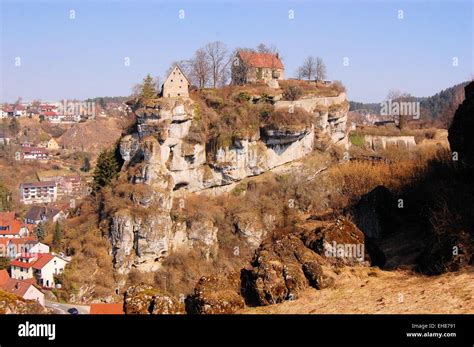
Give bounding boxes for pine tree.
[92,149,120,192]
[36,222,45,242]
[141,74,157,99]
[52,221,62,246]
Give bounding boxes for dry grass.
[239,266,474,314]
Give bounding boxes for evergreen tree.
[141,74,157,99]
[36,222,45,242]
[52,221,62,246]
[92,148,120,192]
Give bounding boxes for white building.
[162,65,190,98]
[10,253,69,288]
[19,181,57,205]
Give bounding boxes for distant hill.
[350,81,469,128]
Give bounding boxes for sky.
[0,0,473,103]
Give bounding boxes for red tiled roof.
[90,303,124,314]
[0,269,9,285]
[44,111,58,116]
[0,219,22,236]
[32,253,54,270]
[11,259,34,268]
[238,51,284,69]
[1,278,35,297]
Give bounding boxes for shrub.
[283,85,303,101]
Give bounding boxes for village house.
[0,270,45,306]
[24,205,66,225]
[232,51,285,85]
[0,237,49,259]
[0,212,31,239]
[19,181,58,205]
[0,107,8,118]
[38,138,60,150]
[37,171,82,197]
[162,65,190,98]
[18,147,49,161]
[10,253,69,288]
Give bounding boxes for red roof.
[11,253,54,270]
[0,269,9,285]
[44,111,58,116]
[90,303,124,314]
[238,51,284,69]
[32,253,54,270]
[0,219,22,236]
[1,278,37,297]
[11,259,34,268]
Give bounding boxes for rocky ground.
[239,266,474,314]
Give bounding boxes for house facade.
[0,212,31,238]
[162,65,190,98]
[232,51,285,85]
[20,181,58,205]
[19,147,49,161]
[10,253,68,288]
[0,270,44,306]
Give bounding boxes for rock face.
[449,82,474,169]
[120,93,348,193]
[185,273,245,314]
[241,233,332,306]
[364,135,416,151]
[110,92,349,273]
[124,284,185,314]
[300,218,369,266]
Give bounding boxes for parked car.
[67,308,79,315]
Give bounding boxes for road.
[45,300,90,315]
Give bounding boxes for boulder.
[242,233,329,306]
[185,273,245,314]
[124,284,184,314]
[300,217,368,266]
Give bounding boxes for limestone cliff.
[110,89,349,274]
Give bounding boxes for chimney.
[15,282,19,289]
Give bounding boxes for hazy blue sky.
[1,0,472,102]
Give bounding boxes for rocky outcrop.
[300,218,370,266]
[449,82,474,168]
[364,135,416,151]
[111,90,348,274]
[124,284,185,314]
[241,233,332,306]
[120,93,348,193]
[185,273,245,314]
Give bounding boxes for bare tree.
[204,41,230,88]
[188,48,211,88]
[256,43,278,54]
[297,56,317,81]
[316,57,327,81]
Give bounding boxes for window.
[171,80,173,82]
